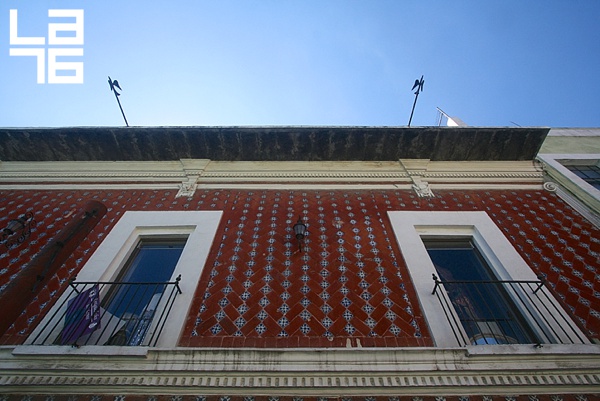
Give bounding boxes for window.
[388,211,589,347]
[565,164,600,190]
[105,238,186,316]
[26,211,222,349]
[100,238,187,346]
[424,239,538,345]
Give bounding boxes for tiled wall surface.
[0,189,598,346]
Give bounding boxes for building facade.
[0,127,599,400]
[537,128,600,226]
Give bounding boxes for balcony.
[30,277,182,346]
[432,275,588,346]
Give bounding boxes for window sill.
[4,344,600,395]
[11,344,149,357]
[465,342,600,356]
[8,342,600,358]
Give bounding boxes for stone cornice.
[0,160,543,188]
[0,126,549,162]
[1,345,599,395]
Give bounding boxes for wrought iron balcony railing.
[30,276,182,347]
[432,275,588,346]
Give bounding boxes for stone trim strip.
[1,371,598,396]
[2,346,599,395]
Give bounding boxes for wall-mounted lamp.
[293,217,307,252]
[2,212,35,249]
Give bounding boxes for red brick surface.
[1,189,598,346]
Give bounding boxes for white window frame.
[538,154,600,219]
[388,211,589,348]
[26,210,222,349]
[538,154,600,196]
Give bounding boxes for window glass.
[105,239,185,315]
[424,239,538,345]
[565,165,600,190]
[103,238,186,345]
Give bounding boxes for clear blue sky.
[1,1,599,128]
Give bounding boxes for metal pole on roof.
[408,75,424,127]
[108,76,130,127]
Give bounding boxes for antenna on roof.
[108,76,129,127]
[408,75,424,127]
[436,107,468,127]
[436,107,449,126]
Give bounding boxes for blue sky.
[1,1,599,128]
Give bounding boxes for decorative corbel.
[411,177,435,198]
[399,159,435,198]
[177,179,198,198]
[176,159,210,198]
[543,181,558,192]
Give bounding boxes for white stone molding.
[400,159,434,198]
[540,177,600,226]
[2,345,600,395]
[177,181,197,197]
[176,159,211,197]
[399,160,435,198]
[411,180,434,198]
[543,181,559,192]
[0,159,543,190]
[537,154,600,223]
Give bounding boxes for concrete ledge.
[2,345,599,396]
[0,126,549,162]
[11,344,149,357]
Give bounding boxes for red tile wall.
[0,188,598,347]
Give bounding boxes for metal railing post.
[31,278,182,347]
[431,277,587,346]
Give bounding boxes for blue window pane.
[425,239,538,345]
[566,165,600,189]
[118,242,185,285]
[106,239,185,317]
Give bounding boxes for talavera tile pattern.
[0,189,598,346]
